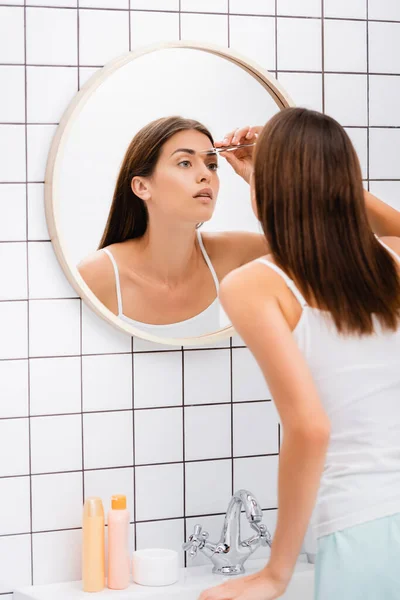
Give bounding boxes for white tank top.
[102,229,230,338]
[258,238,400,538]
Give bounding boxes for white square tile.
[369,181,400,212]
[135,407,183,465]
[135,463,183,521]
[0,7,24,64]
[30,356,81,415]
[79,66,101,88]
[345,127,368,179]
[130,11,180,49]
[0,66,25,122]
[0,242,27,300]
[28,184,49,240]
[28,0,77,5]
[324,0,366,19]
[83,410,133,469]
[369,0,400,21]
[79,9,129,66]
[232,347,271,401]
[0,417,29,477]
[180,13,228,46]
[324,74,367,126]
[0,359,28,418]
[0,0,24,4]
[185,459,231,516]
[231,333,245,347]
[84,467,134,525]
[136,519,184,566]
[324,19,367,72]
[27,67,78,123]
[0,125,26,182]
[133,351,182,408]
[369,23,400,74]
[32,529,81,585]
[32,471,82,531]
[184,349,230,405]
[369,76,400,127]
[27,125,57,182]
[229,0,275,14]
[277,18,322,71]
[130,0,179,8]
[26,7,78,66]
[185,514,224,567]
[82,303,132,354]
[82,353,132,412]
[181,0,227,12]
[229,15,275,71]
[182,338,230,351]
[29,299,81,357]
[234,455,278,510]
[0,184,26,242]
[0,476,30,535]
[233,401,279,456]
[28,242,77,299]
[277,0,321,17]
[30,414,82,474]
[277,72,322,111]
[369,129,400,180]
[133,336,180,352]
[0,535,31,594]
[81,0,127,7]
[185,404,231,461]
[0,301,28,359]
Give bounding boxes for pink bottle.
[107,494,130,590]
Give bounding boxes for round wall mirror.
[45,41,294,346]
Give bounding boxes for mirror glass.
[47,45,292,344]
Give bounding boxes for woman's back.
[258,236,400,540]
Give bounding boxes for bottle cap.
[83,497,104,518]
[111,494,127,510]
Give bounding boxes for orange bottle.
[82,497,105,592]
[107,494,130,590]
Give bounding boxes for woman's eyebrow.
[170,148,218,158]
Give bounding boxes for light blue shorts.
[314,512,400,600]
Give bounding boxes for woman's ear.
[131,176,151,202]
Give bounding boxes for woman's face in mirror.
[132,129,220,227]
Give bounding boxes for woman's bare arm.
[364,190,400,237]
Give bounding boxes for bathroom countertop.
[14,557,314,600]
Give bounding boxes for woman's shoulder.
[379,236,400,255]
[77,247,117,306]
[201,230,269,267]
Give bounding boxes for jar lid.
[111,494,127,510]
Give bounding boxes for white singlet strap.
[197,230,220,293]
[257,258,308,308]
[102,248,123,316]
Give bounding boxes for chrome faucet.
[183,489,272,575]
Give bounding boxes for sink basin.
[14,556,314,600]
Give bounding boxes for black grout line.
[131,336,137,551]
[275,0,278,74]
[366,0,370,187]
[230,336,234,496]
[181,346,186,567]
[79,300,85,505]
[22,1,34,585]
[321,0,325,112]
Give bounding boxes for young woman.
[200,108,400,600]
[78,116,266,336]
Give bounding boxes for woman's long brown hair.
[98,116,214,249]
[254,107,400,335]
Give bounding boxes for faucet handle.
[183,524,209,558]
[250,522,272,547]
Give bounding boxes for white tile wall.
[0,2,398,596]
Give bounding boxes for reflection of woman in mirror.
[201,109,400,600]
[78,116,266,333]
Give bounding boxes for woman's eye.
[208,163,219,171]
[178,160,191,168]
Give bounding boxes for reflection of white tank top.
[102,229,230,337]
[257,237,400,539]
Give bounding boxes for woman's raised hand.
[215,125,263,184]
